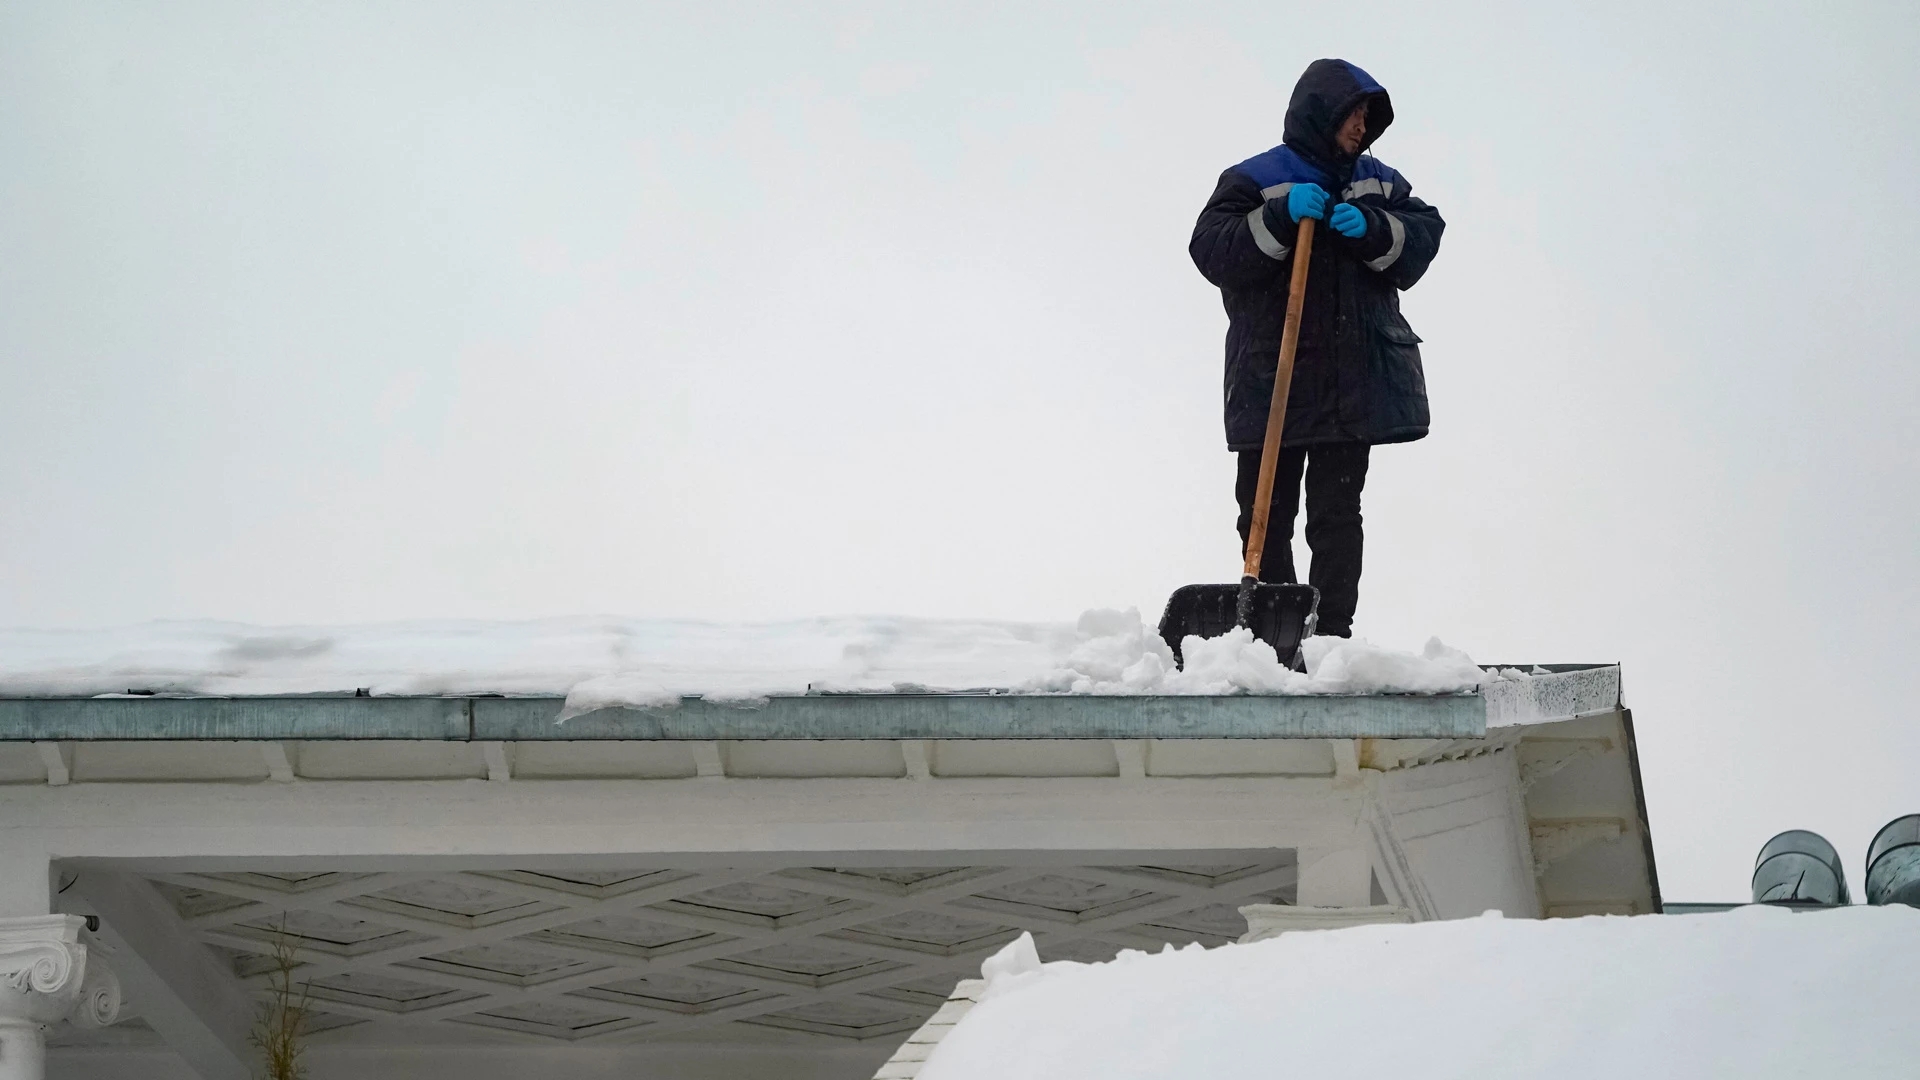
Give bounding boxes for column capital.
[0,915,120,1028]
[1237,903,1415,943]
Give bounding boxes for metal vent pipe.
[1751,830,1848,906]
[1865,815,1920,907]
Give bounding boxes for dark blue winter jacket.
[1190,59,1445,450]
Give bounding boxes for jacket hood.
[1283,59,1393,173]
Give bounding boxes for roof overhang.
[0,666,1653,1080]
[0,690,1489,742]
[0,664,1624,743]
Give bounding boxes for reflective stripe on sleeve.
[1260,182,1295,200]
[1364,213,1406,271]
[1341,177,1393,200]
[1246,206,1291,260]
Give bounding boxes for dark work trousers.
[1234,443,1371,637]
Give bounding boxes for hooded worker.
[1189,58,1445,639]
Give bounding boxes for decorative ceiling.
[138,858,1298,1046]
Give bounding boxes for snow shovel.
[1159,216,1320,668]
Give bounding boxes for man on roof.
[1189,58,1444,639]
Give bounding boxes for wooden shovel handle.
[1242,216,1315,580]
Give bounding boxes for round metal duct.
[1751,829,1848,906]
[1865,815,1920,907]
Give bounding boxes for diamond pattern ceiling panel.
[305,971,482,1013]
[460,998,639,1040]
[159,857,1294,1046]
[834,909,1017,953]
[150,880,255,920]
[346,879,558,926]
[575,973,768,1014]
[745,998,920,1039]
[229,909,432,956]
[402,941,602,986]
[529,913,725,957]
[663,881,853,924]
[714,942,898,983]
[235,871,357,890]
[963,873,1165,922]
[478,868,695,901]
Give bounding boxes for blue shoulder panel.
[1230,145,1327,191]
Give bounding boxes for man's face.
[1335,104,1368,156]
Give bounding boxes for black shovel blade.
[1158,583,1319,670]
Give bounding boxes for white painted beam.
[3,777,1365,868]
[66,872,254,1080]
[32,743,68,787]
[1363,786,1440,920]
[899,740,931,781]
[690,742,725,779]
[1501,749,1546,918]
[481,742,511,782]
[1328,739,1360,786]
[256,742,294,783]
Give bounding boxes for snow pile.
[1302,633,1491,693]
[977,929,1045,988]
[1022,609,1493,696]
[0,610,1500,704]
[923,906,1920,1080]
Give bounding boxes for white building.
[0,663,1652,1080]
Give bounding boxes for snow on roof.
[0,610,1506,710]
[905,906,1919,1080]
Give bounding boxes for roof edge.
[0,691,1488,742]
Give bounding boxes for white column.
[0,1021,43,1080]
[0,915,121,1080]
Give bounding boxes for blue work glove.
[1329,202,1368,238]
[1285,183,1329,223]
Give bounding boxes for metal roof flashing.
[0,667,1618,743]
[0,691,1475,742]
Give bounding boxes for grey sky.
[3,2,1917,901]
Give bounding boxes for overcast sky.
[3,2,1916,901]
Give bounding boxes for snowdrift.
[920,906,1920,1080]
